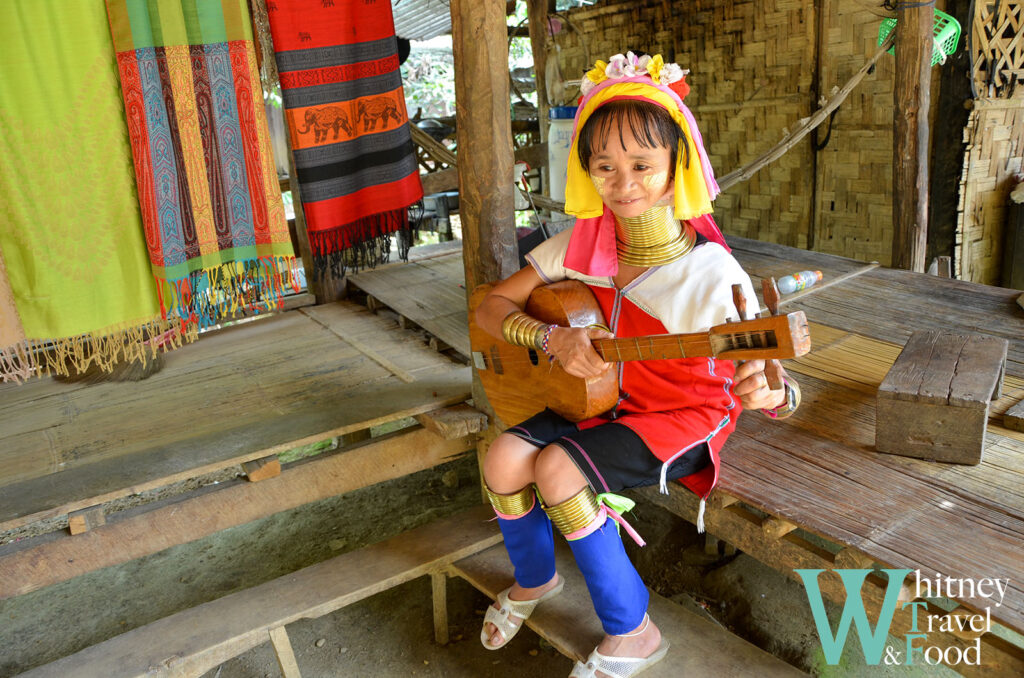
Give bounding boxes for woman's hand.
[734,359,787,411]
[547,326,614,379]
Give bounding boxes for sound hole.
[527,348,539,366]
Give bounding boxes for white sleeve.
[522,228,573,284]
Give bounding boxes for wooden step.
[20,505,501,678]
[450,541,807,677]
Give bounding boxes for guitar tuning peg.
[761,277,781,316]
[731,284,747,321]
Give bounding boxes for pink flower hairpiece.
[580,51,690,96]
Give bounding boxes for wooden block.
[833,546,874,570]
[415,404,488,440]
[1004,398,1024,432]
[67,507,105,535]
[761,516,798,540]
[242,455,281,482]
[876,331,1008,464]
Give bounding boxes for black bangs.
[577,100,690,172]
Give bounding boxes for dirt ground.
[1,453,958,678]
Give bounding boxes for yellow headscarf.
[564,76,717,221]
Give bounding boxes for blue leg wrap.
[497,498,556,588]
[568,516,649,635]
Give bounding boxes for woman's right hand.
[546,326,614,379]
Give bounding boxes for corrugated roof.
[392,0,452,41]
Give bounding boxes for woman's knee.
[534,444,589,503]
[482,433,540,491]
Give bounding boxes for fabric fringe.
[158,255,300,330]
[308,208,415,279]
[0,316,198,385]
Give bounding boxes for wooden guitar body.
[468,281,617,426]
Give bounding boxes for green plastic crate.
[877,8,961,66]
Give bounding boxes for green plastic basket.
[877,8,961,66]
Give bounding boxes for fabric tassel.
[696,497,707,534]
[0,316,197,384]
[308,208,416,279]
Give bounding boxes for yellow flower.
[586,60,608,85]
[646,54,665,84]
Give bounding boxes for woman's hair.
[576,99,690,172]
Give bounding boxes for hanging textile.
[0,0,191,384]
[265,0,423,275]
[106,0,297,328]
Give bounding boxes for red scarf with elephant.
[266,0,422,276]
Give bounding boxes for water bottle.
[777,270,823,295]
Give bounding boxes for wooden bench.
[20,506,502,678]
[21,503,805,677]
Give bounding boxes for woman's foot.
[570,615,665,678]
[482,574,562,648]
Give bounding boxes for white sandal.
[479,577,564,650]
[569,638,670,678]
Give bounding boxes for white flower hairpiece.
[579,51,689,95]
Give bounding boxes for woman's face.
[586,126,673,220]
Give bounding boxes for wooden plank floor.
[0,301,471,532]
[347,249,470,357]
[340,241,1024,637]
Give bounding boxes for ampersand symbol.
[884,646,902,665]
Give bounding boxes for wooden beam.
[418,143,548,197]
[0,427,476,600]
[892,5,933,272]
[450,0,518,292]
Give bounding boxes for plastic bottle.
[777,270,823,295]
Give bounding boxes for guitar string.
[475,329,779,367]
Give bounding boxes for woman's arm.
[474,266,612,379]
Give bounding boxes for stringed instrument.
[468,280,811,426]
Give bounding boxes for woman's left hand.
[734,359,787,411]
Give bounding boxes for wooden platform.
[0,301,471,534]
[348,244,470,358]
[451,541,806,677]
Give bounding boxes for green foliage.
[401,48,456,119]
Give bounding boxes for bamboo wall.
[958,1,1024,285]
[551,0,952,269]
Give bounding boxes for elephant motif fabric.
[266,0,423,276]
[105,0,298,329]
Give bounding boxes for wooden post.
[450,0,520,495]
[450,0,519,292]
[527,0,556,194]
[892,3,933,272]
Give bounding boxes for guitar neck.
[591,322,797,363]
